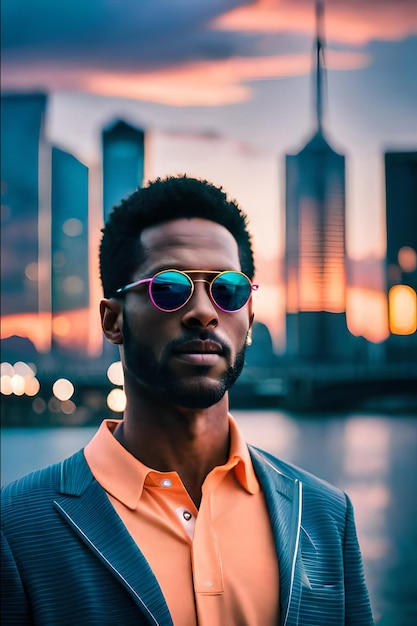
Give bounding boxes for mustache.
[167,329,233,360]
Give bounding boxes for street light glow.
[52,378,75,401]
[107,361,124,386]
[107,388,126,412]
[389,285,417,335]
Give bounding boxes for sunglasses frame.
[115,269,259,313]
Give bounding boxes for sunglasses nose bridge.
[181,277,221,314]
[188,278,213,301]
[191,278,211,287]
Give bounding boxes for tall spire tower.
[284,0,351,362]
[315,0,325,133]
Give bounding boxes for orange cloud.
[213,0,417,46]
[2,47,369,107]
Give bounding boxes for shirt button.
[160,478,173,488]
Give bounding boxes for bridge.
[231,362,417,412]
[2,362,416,427]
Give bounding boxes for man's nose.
[181,280,219,328]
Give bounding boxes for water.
[2,409,417,625]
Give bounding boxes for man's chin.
[166,355,245,409]
[166,380,229,410]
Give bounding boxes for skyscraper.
[51,147,90,353]
[0,92,52,353]
[385,151,417,339]
[100,119,146,363]
[284,0,350,362]
[102,120,145,221]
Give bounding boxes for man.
[1,175,373,625]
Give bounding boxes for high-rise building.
[284,0,351,361]
[385,151,417,339]
[101,119,146,364]
[0,92,52,353]
[51,147,89,313]
[102,120,145,221]
[51,147,90,353]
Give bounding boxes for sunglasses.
[115,269,259,313]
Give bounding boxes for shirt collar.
[84,415,259,510]
[84,419,149,509]
[223,414,260,495]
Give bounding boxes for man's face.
[119,218,254,409]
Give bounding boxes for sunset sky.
[2,0,417,349]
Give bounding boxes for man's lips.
[172,340,224,365]
[173,340,223,355]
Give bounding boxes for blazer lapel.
[54,451,173,626]
[249,447,303,626]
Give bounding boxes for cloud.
[2,48,369,107]
[0,0,412,106]
[1,0,252,67]
[214,0,417,46]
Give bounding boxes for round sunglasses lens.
[211,272,251,311]
[151,271,192,311]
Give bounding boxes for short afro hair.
[99,175,255,297]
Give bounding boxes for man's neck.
[113,395,230,508]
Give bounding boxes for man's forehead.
[136,218,241,274]
[140,218,238,252]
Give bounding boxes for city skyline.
[1,94,415,363]
[1,0,417,349]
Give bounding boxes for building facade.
[51,147,90,354]
[385,151,417,347]
[285,132,350,361]
[102,120,145,221]
[0,92,52,354]
[284,0,351,362]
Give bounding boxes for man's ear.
[100,299,124,345]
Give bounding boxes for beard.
[122,311,246,409]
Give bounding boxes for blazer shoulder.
[1,449,91,508]
[250,445,347,506]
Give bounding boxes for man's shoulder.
[249,445,347,505]
[1,449,88,508]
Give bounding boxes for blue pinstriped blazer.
[1,446,374,625]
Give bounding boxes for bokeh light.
[107,388,126,412]
[107,361,124,386]
[14,361,33,376]
[1,362,14,377]
[11,374,25,396]
[62,217,83,237]
[25,377,40,396]
[61,400,77,415]
[1,362,40,396]
[32,397,46,414]
[52,378,75,401]
[389,285,417,335]
[398,246,417,273]
[1,375,13,395]
[24,261,38,281]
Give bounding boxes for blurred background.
[1,1,417,623]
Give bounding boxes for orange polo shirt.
[84,417,279,626]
